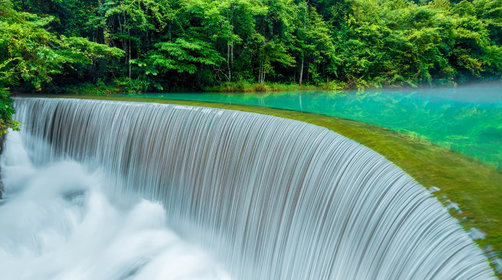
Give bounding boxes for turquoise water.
[123,83,502,168]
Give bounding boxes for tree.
[0,0,123,133]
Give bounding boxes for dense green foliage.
[0,0,123,133]
[2,0,500,95]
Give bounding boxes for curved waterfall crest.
[13,97,495,279]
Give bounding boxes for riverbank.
[58,81,440,95]
[63,81,341,95]
[29,76,502,96]
[205,81,344,92]
[204,79,452,92]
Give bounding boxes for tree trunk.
[299,58,304,86]
[299,1,308,86]
[128,29,132,79]
[227,44,232,81]
[258,65,262,83]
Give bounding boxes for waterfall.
[10,97,494,279]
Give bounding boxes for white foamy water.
[0,132,230,280]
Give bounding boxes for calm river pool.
[122,83,502,168]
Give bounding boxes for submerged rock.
[468,227,487,240]
[493,258,502,274]
[429,186,440,193]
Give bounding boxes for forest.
[1,0,501,132]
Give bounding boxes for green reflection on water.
[122,84,502,168]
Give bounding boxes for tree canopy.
[3,0,501,91]
[0,0,123,133]
[1,0,501,130]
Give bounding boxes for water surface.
[126,83,502,168]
